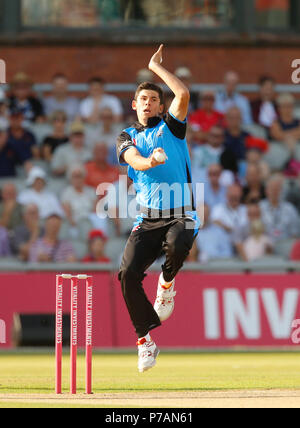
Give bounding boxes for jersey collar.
[133,116,162,132]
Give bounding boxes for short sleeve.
[163,111,187,140]
[116,131,136,166]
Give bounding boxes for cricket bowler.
[117,45,200,372]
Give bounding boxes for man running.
[117,45,200,373]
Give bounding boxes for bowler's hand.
[149,45,164,71]
[148,148,166,169]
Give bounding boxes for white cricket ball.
[154,151,167,163]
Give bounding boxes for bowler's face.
[132,90,164,124]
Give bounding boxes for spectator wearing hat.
[85,142,119,190]
[18,166,63,219]
[189,89,224,144]
[251,76,278,129]
[0,127,22,177]
[80,77,123,124]
[270,93,300,155]
[8,72,45,123]
[61,164,96,227]
[0,182,23,231]
[136,68,155,85]
[174,66,199,113]
[29,212,76,263]
[41,110,69,161]
[215,71,253,126]
[44,73,80,121]
[82,229,111,263]
[51,121,91,176]
[10,203,42,262]
[7,108,39,162]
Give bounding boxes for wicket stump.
[55,274,93,395]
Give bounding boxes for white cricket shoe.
[154,273,176,322]
[137,337,160,373]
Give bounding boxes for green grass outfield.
[0,351,300,408]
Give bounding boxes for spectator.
[136,68,155,85]
[174,67,199,113]
[105,174,137,237]
[0,226,11,257]
[224,107,249,162]
[7,109,39,162]
[222,107,249,178]
[260,175,300,241]
[192,125,225,169]
[51,121,91,176]
[189,89,224,144]
[29,213,76,263]
[191,125,235,188]
[242,164,266,204]
[79,77,123,123]
[246,148,270,182]
[18,166,64,219]
[0,127,21,177]
[85,107,123,153]
[189,204,233,262]
[234,202,264,261]
[42,110,69,161]
[242,219,273,262]
[270,93,300,155]
[203,164,227,209]
[82,229,111,263]
[211,184,248,241]
[0,182,23,230]
[215,71,253,125]
[10,204,41,261]
[44,73,80,121]
[85,142,119,190]
[61,164,96,226]
[251,76,277,129]
[8,72,44,123]
[290,240,300,261]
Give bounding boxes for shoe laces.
[156,291,176,305]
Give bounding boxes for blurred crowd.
[0,68,300,265]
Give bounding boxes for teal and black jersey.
[117,111,200,228]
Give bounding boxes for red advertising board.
[0,272,300,349]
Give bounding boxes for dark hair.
[258,75,275,86]
[88,77,105,86]
[135,82,164,105]
[52,73,68,81]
